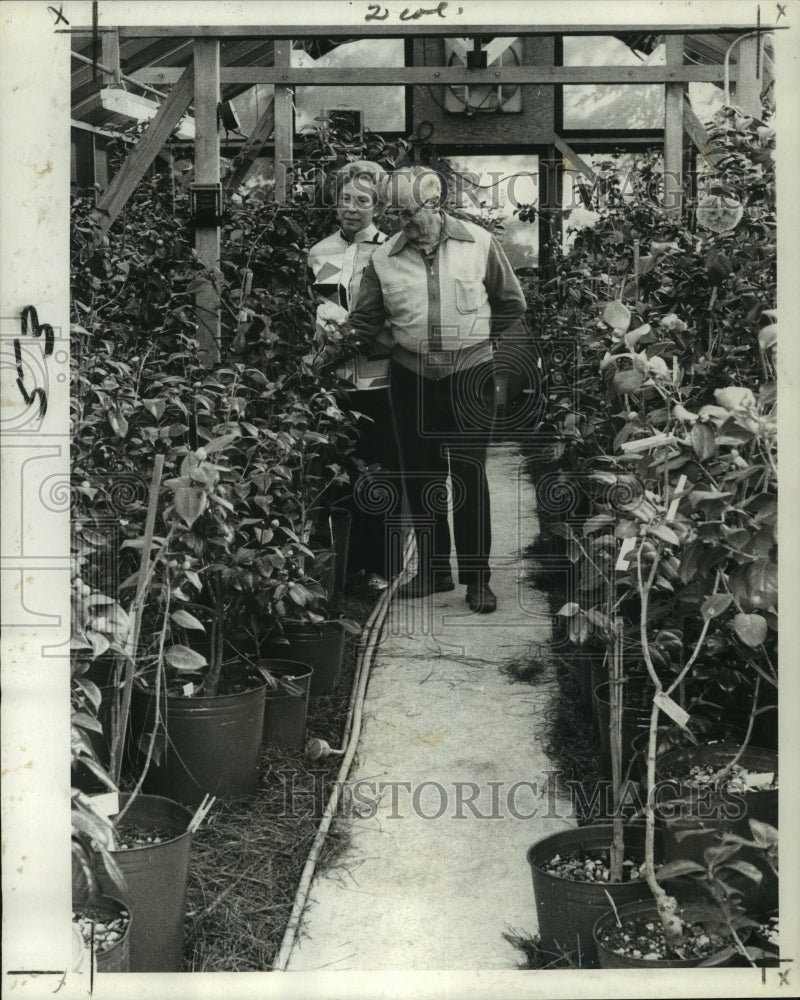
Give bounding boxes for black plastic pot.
[130,677,268,807]
[527,823,655,967]
[594,678,653,779]
[102,793,193,972]
[263,621,345,696]
[593,898,747,968]
[73,894,131,973]
[654,742,778,914]
[260,659,313,749]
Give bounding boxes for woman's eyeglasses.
[338,195,376,210]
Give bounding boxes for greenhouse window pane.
[446,155,539,269]
[294,39,406,133]
[563,36,664,130]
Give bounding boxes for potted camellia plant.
[71,521,197,973]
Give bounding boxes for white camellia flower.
[714,386,757,412]
[696,194,744,233]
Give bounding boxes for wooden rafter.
[131,64,729,86]
[64,23,767,39]
[92,65,194,238]
[553,135,597,182]
[224,97,275,193]
[681,96,717,170]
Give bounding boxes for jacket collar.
[388,212,475,256]
[339,222,381,245]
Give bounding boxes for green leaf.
[654,859,707,880]
[170,610,206,632]
[691,421,717,461]
[107,406,129,438]
[173,486,208,528]
[731,613,767,647]
[723,859,764,884]
[582,514,614,535]
[71,711,103,734]
[701,594,734,620]
[649,523,680,546]
[143,398,166,420]
[184,570,203,592]
[88,631,110,658]
[204,433,239,454]
[164,645,208,671]
[556,602,580,617]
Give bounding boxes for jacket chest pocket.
[455,277,483,314]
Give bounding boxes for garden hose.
[273,533,415,971]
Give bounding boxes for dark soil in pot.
[655,743,778,914]
[73,895,131,972]
[593,899,747,968]
[527,823,657,967]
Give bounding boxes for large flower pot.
[129,677,268,807]
[526,823,656,967]
[73,894,131,973]
[594,678,653,779]
[654,742,778,914]
[260,659,313,749]
[263,621,345,696]
[593,899,747,968]
[99,793,193,972]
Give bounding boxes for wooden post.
[736,34,762,116]
[663,34,685,218]
[193,38,221,364]
[273,40,294,204]
[101,26,122,85]
[538,145,562,278]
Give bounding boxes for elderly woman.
[307,161,402,590]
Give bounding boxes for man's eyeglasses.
[384,199,439,221]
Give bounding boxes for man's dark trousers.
[389,359,496,586]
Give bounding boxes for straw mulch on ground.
[183,583,376,971]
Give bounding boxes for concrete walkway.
[287,443,574,971]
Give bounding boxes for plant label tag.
[616,536,637,570]
[743,771,775,788]
[183,682,195,696]
[654,691,690,729]
[89,791,120,818]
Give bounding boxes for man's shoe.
[397,572,455,599]
[466,582,497,614]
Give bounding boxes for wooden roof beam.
[62,24,768,39]
[224,96,275,193]
[92,65,194,239]
[130,64,729,85]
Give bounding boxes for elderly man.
[346,166,527,613]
